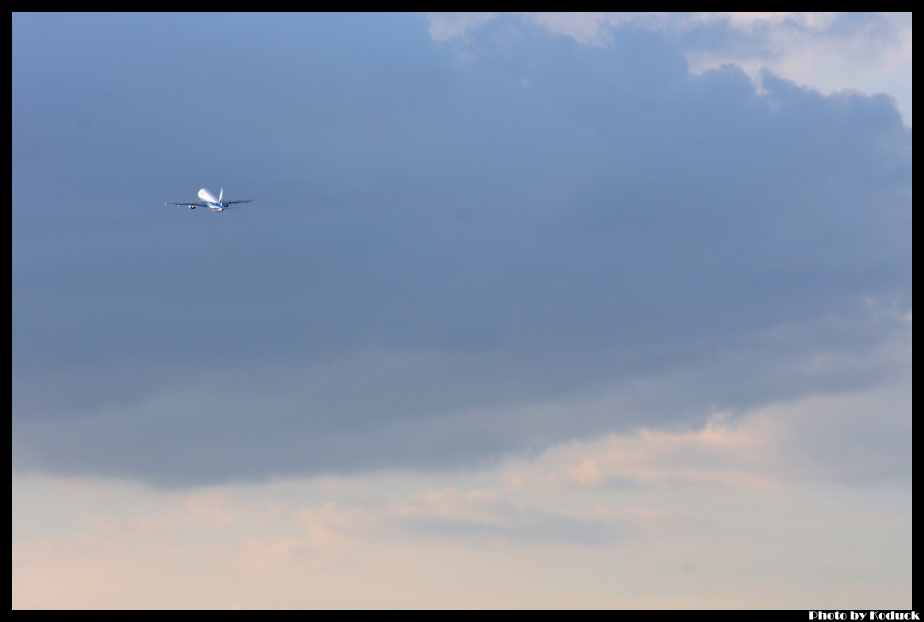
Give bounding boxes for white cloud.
[427,12,497,42]
[428,12,912,124]
[684,13,913,124]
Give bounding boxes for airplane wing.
[165,201,207,207]
[223,199,258,206]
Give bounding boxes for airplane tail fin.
[218,188,224,204]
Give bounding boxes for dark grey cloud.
[12,14,911,484]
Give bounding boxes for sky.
[12,13,912,608]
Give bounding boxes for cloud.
[430,13,913,123]
[12,14,911,483]
[391,487,626,545]
[681,13,913,124]
[12,362,913,606]
[427,12,497,42]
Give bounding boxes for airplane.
[165,188,258,212]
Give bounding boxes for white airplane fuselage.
[197,188,225,212]
[168,188,255,212]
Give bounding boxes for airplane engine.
[189,205,196,209]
